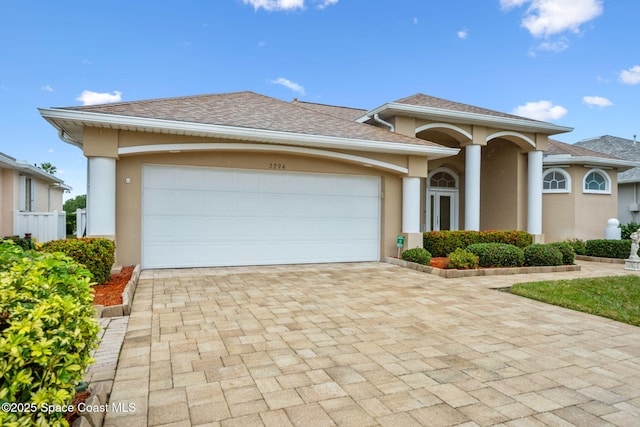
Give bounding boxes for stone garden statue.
[630,228,640,261]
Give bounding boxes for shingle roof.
[574,135,640,181]
[61,91,441,148]
[295,101,367,121]
[546,139,622,160]
[394,93,546,123]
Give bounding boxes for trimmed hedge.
[401,247,432,265]
[423,230,532,257]
[548,242,576,265]
[446,248,479,269]
[466,243,525,267]
[40,237,115,284]
[0,240,99,426]
[585,239,632,259]
[564,238,586,256]
[524,244,563,266]
[619,222,640,240]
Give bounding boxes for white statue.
[630,228,640,261]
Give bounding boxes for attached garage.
[142,164,381,268]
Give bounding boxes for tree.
[63,194,87,235]
[40,162,57,175]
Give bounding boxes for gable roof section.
[39,91,458,158]
[543,139,638,173]
[359,93,573,136]
[575,135,640,182]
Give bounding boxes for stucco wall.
[617,182,638,225]
[480,140,520,230]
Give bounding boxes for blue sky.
[1,0,638,199]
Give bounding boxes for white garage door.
[142,165,381,268]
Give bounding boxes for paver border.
[94,265,141,318]
[386,256,581,278]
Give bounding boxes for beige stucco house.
[39,91,631,268]
[0,152,70,239]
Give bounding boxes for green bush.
[548,242,576,265]
[466,243,525,267]
[524,244,563,266]
[2,235,34,251]
[40,237,115,284]
[423,230,532,257]
[564,238,586,256]
[0,240,99,426]
[401,247,432,265]
[619,222,640,240]
[586,239,632,259]
[446,248,479,269]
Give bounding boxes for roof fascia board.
[544,154,639,170]
[0,154,64,184]
[358,102,573,135]
[39,108,460,158]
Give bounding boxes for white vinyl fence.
[13,210,66,243]
[76,208,87,238]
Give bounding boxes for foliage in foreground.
[0,240,100,426]
[585,239,631,260]
[40,237,115,284]
[446,248,479,269]
[424,230,532,257]
[511,275,640,326]
[466,243,525,268]
[524,244,563,267]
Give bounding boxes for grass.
[510,275,640,326]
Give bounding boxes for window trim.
[542,168,571,194]
[583,168,611,194]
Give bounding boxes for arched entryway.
[427,167,459,231]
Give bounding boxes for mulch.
[92,265,134,306]
[430,257,450,269]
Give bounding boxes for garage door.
[142,165,381,268]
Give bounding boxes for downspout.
[373,114,395,132]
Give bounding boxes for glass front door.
[428,190,458,231]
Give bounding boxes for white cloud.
[242,0,336,11]
[457,29,468,39]
[513,100,568,121]
[620,65,640,85]
[583,96,613,108]
[41,85,54,92]
[536,38,568,52]
[271,77,305,95]
[413,17,418,25]
[501,0,603,38]
[76,90,122,106]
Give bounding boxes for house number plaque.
[269,163,286,170]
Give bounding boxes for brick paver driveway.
[105,262,640,426]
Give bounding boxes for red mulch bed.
[430,257,450,269]
[92,265,134,306]
[64,390,91,424]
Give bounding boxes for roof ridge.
[61,91,259,110]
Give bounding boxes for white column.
[87,157,116,237]
[465,144,481,231]
[528,150,543,235]
[402,177,421,233]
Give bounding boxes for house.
[0,152,70,240]
[573,135,640,226]
[542,140,636,242]
[38,91,629,269]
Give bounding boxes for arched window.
[583,169,611,194]
[542,168,571,193]
[429,170,457,188]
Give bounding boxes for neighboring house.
[542,140,636,242]
[38,91,625,269]
[0,152,70,239]
[573,135,640,225]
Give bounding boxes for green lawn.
[510,275,640,326]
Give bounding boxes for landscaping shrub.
[548,242,576,265]
[466,243,525,267]
[524,244,563,266]
[401,247,432,265]
[0,240,99,426]
[586,239,632,259]
[40,237,115,284]
[2,235,33,250]
[619,222,640,240]
[564,238,586,256]
[446,248,479,269]
[423,230,532,257]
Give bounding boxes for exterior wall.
[543,165,618,242]
[480,140,521,231]
[617,182,638,225]
[33,179,51,211]
[109,130,412,266]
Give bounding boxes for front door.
[428,190,458,231]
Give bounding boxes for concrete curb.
[386,257,581,278]
[94,265,141,318]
